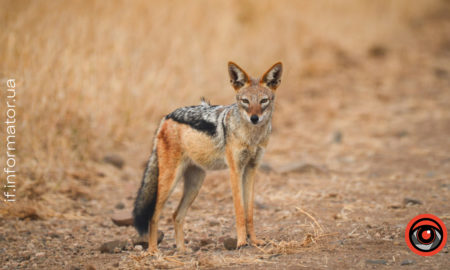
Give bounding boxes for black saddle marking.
[166,107,217,137]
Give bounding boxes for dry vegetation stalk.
[296,207,325,234]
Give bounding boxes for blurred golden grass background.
[0,0,448,202]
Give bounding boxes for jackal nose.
[250,115,259,124]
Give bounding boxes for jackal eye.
[241,98,249,104]
[260,98,269,104]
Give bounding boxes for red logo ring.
[405,214,447,256]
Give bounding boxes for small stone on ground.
[401,259,415,266]
[99,240,128,253]
[366,259,387,265]
[111,210,133,226]
[223,238,237,250]
[103,154,125,169]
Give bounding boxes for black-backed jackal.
[133,61,283,253]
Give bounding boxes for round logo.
[405,214,447,256]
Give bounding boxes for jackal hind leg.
[147,140,184,254]
[173,165,206,252]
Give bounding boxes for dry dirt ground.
[1,1,450,269]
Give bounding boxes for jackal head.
[228,61,283,125]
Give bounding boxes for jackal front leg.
[226,147,248,248]
[243,164,264,246]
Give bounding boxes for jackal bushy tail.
[133,149,159,235]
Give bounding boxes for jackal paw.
[250,238,265,246]
[143,247,160,256]
[236,240,248,249]
[176,246,192,254]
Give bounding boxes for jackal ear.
[261,62,283,90]
[228,62,249,90]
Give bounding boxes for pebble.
[134,245,143,251]
[103,154,125,169]
[388,204,403,209]
[403,198,422,206]
[368,45,388,58]
[332,130,342,143]
[115,202,125,209]
[99,240,128,253]
[209,221,220,226]
[434,68,448,78]
[111,210,133,226]
[199,239,214,246]
[401,259,415,266]
[223,238,237,250]
[366,259,387,265]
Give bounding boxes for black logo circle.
[405,214,447,256]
